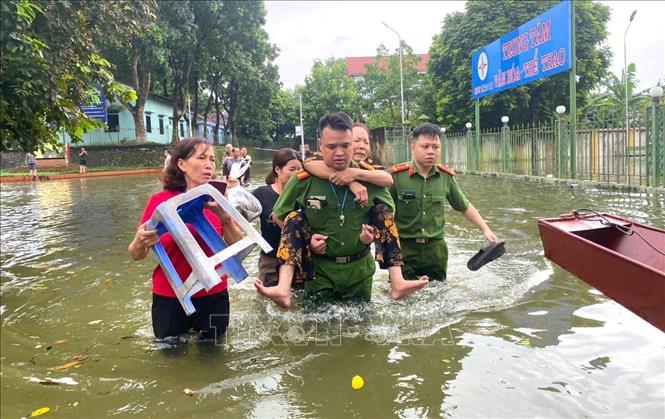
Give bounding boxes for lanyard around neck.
[328,182,349,212]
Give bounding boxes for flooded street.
[1,160,664,418]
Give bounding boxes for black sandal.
[467,240,506,271]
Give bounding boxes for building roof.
[345,54,430,77]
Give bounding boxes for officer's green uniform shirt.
[389,161,469,281]
[273,169,395,302]
[390,161,469,239]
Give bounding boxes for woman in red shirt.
[128,138,242,342]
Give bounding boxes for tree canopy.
[298,58,361,139]
[1,0,147,152]
[359,43,423,129]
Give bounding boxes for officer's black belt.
[320,246,371,264]
[404,237,442,244]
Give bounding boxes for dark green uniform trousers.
[400,238,448,281]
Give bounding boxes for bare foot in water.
[254,279,291,308]
[390,275,429,300]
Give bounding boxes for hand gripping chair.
[148,184,271,315]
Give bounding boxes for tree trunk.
[168,56,191,144]
[121,51,151,143]
[133,108,147,143]
[193,70,200,135]
[227,80,238,146]
[214,93,221,145]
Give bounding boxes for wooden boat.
[538,211,665,333]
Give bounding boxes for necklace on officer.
[328,182,349,226]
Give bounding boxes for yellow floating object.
[351,375,364,390]
[30,407,50,417]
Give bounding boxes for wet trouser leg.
[401,238,448,281]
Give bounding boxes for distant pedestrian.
[302,143,314,159]
[25,152,37,180]
[221,143,233,178]
[223,147,240,181]
[78,148,88,174]
[239,147,251,186]
[163,150,172,171]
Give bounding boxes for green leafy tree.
[0,0,140,151]
[200,1,278,145]
[101,4,160,143]
[360,42,424,129]
[425,0,611,130]
[156,0,197,144]
[268,89,299,143]
[582,63,652,126]
[300,58,361,138]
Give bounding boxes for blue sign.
[471,1,571,100]
[81,87,108,123]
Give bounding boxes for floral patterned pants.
[274,204,403,288]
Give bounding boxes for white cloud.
[265,1,665,92]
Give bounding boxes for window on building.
[106,113,119,132]
[145,114,152,133]
[180,121,185,138]
[158,117,164,135]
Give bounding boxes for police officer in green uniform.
[390,122,499,281]
[254,112,428,308]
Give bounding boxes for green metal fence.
[383,97,664,188]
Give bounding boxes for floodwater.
[1,159,664,418]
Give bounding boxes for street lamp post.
[383,22,405,142]
[501,116,509,173]
[441,127,447,164]
[465,122,473,170]
[624,9,637,181]
[556,105,567,178]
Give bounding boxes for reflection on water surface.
[1,164,664,417]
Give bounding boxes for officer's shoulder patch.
[358,161,376,171]
[438,164,457,176]
[365,158,385,170]
[303,152,323,164]
[296,170,311,181]
[389,162,410,174]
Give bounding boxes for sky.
[264,1,665,93]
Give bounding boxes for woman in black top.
[251,148,302,286]
[78,147,88,174]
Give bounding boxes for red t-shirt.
[140,189,228,297]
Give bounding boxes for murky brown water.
[2,159,664,418]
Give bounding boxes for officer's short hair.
[411,123,441,142]
[319,112,353,137]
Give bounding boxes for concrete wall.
[0,152,26,170]
[68,144,169,168]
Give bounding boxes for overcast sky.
[264,1,665,93]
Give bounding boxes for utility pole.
[624,9,637,183]
[299,93,305,160]
[383,22,405,141]
[569,0,577,178]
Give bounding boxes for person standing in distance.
[25,152,37,180]
[78,148,88,174]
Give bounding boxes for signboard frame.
[471,1,572,100]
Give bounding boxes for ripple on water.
[1,173,664,418]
